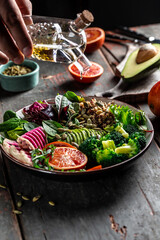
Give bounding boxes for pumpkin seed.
[76,114,82,119]
[79,120,86,124]
[81,108,86,114]
[87,118,92,124]
[16,200,23,208]
[71,142,79,148]
[55,134,61,140]
[22,196,30,201]
[82,114,89,119]
[12,209,22,215]
[0,184,7,189]
[57,128,72,133]
[48,201,55,206]
[16,192,22,196]
[32,195,41,202]
[61,133,67,140]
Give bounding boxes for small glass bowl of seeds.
[0,59,39,92]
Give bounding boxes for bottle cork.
[74,10,94,31]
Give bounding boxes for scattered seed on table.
[12,210,22,215]
[48,201,55,206]
[16,192,22,196]
[16,200,23,208]
[0,184,7,189]
[32,195,41,202]
[22,196,30,201]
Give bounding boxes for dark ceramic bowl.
[0,97,154,181]
[0,60,39,92]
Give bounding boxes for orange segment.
[49,147,88,170]
[85,27,105,53]
[68,61,104,83]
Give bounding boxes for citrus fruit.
[44,141,76,149]
[68,61,104,83]
[85,27,105,53]
[148,81,160,117]
[48,147,88,170]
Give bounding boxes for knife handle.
[115,26,150,42]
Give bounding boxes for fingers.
[15,0,32,15]
[0,20,24,64]
[16,0,33,25]
[0,0,33,64]
[0,52,9,65]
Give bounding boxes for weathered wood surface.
[0,24,160,240]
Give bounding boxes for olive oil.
[26,11,94,73]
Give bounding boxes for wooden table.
[0,24,160,240]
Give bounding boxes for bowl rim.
[0,60,39,78]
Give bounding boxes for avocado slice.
[66,132,72,144]
[84,128,92,138]
[80,129,88,141]
[73,129,83,144]
[121,43,160,82]
[71,131,80,145]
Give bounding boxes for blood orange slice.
[44,141,76,149]
[68,61,104,83]
[85,27,105,53]
[48,147,88,170]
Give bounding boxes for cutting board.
[96,43,160,103]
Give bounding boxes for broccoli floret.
[115,138,140,158]
[102,140,116,150]
[130,132,147,150]
[100,130,127,147]
[115,124,129,138]
[123,124,139,135]
[96,148,127,167]
[79,136,101,161]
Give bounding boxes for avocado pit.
[136,43,158,64]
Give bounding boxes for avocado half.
[121,43,160,82]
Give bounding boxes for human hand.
[0,0,33,64]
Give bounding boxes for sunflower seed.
[32,195,41,202]
[48,201,55,206]
[12,210,22,215]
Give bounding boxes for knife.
[115,26,160,44]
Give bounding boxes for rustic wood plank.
[0,23,160,240]
[0,152,23,240]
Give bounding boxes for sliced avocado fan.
[121,43,160,82]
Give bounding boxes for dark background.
[31,0,160,29]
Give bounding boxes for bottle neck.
[70,10,94,33]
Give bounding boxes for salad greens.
[0,91,150,170]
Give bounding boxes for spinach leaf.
[0,118,21,132]
[24,122,39,132]
[3,110,18,122]
[7,127,26,140]
[42,120,63,137]
[0,135,4,144]
[64,91,84,102]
